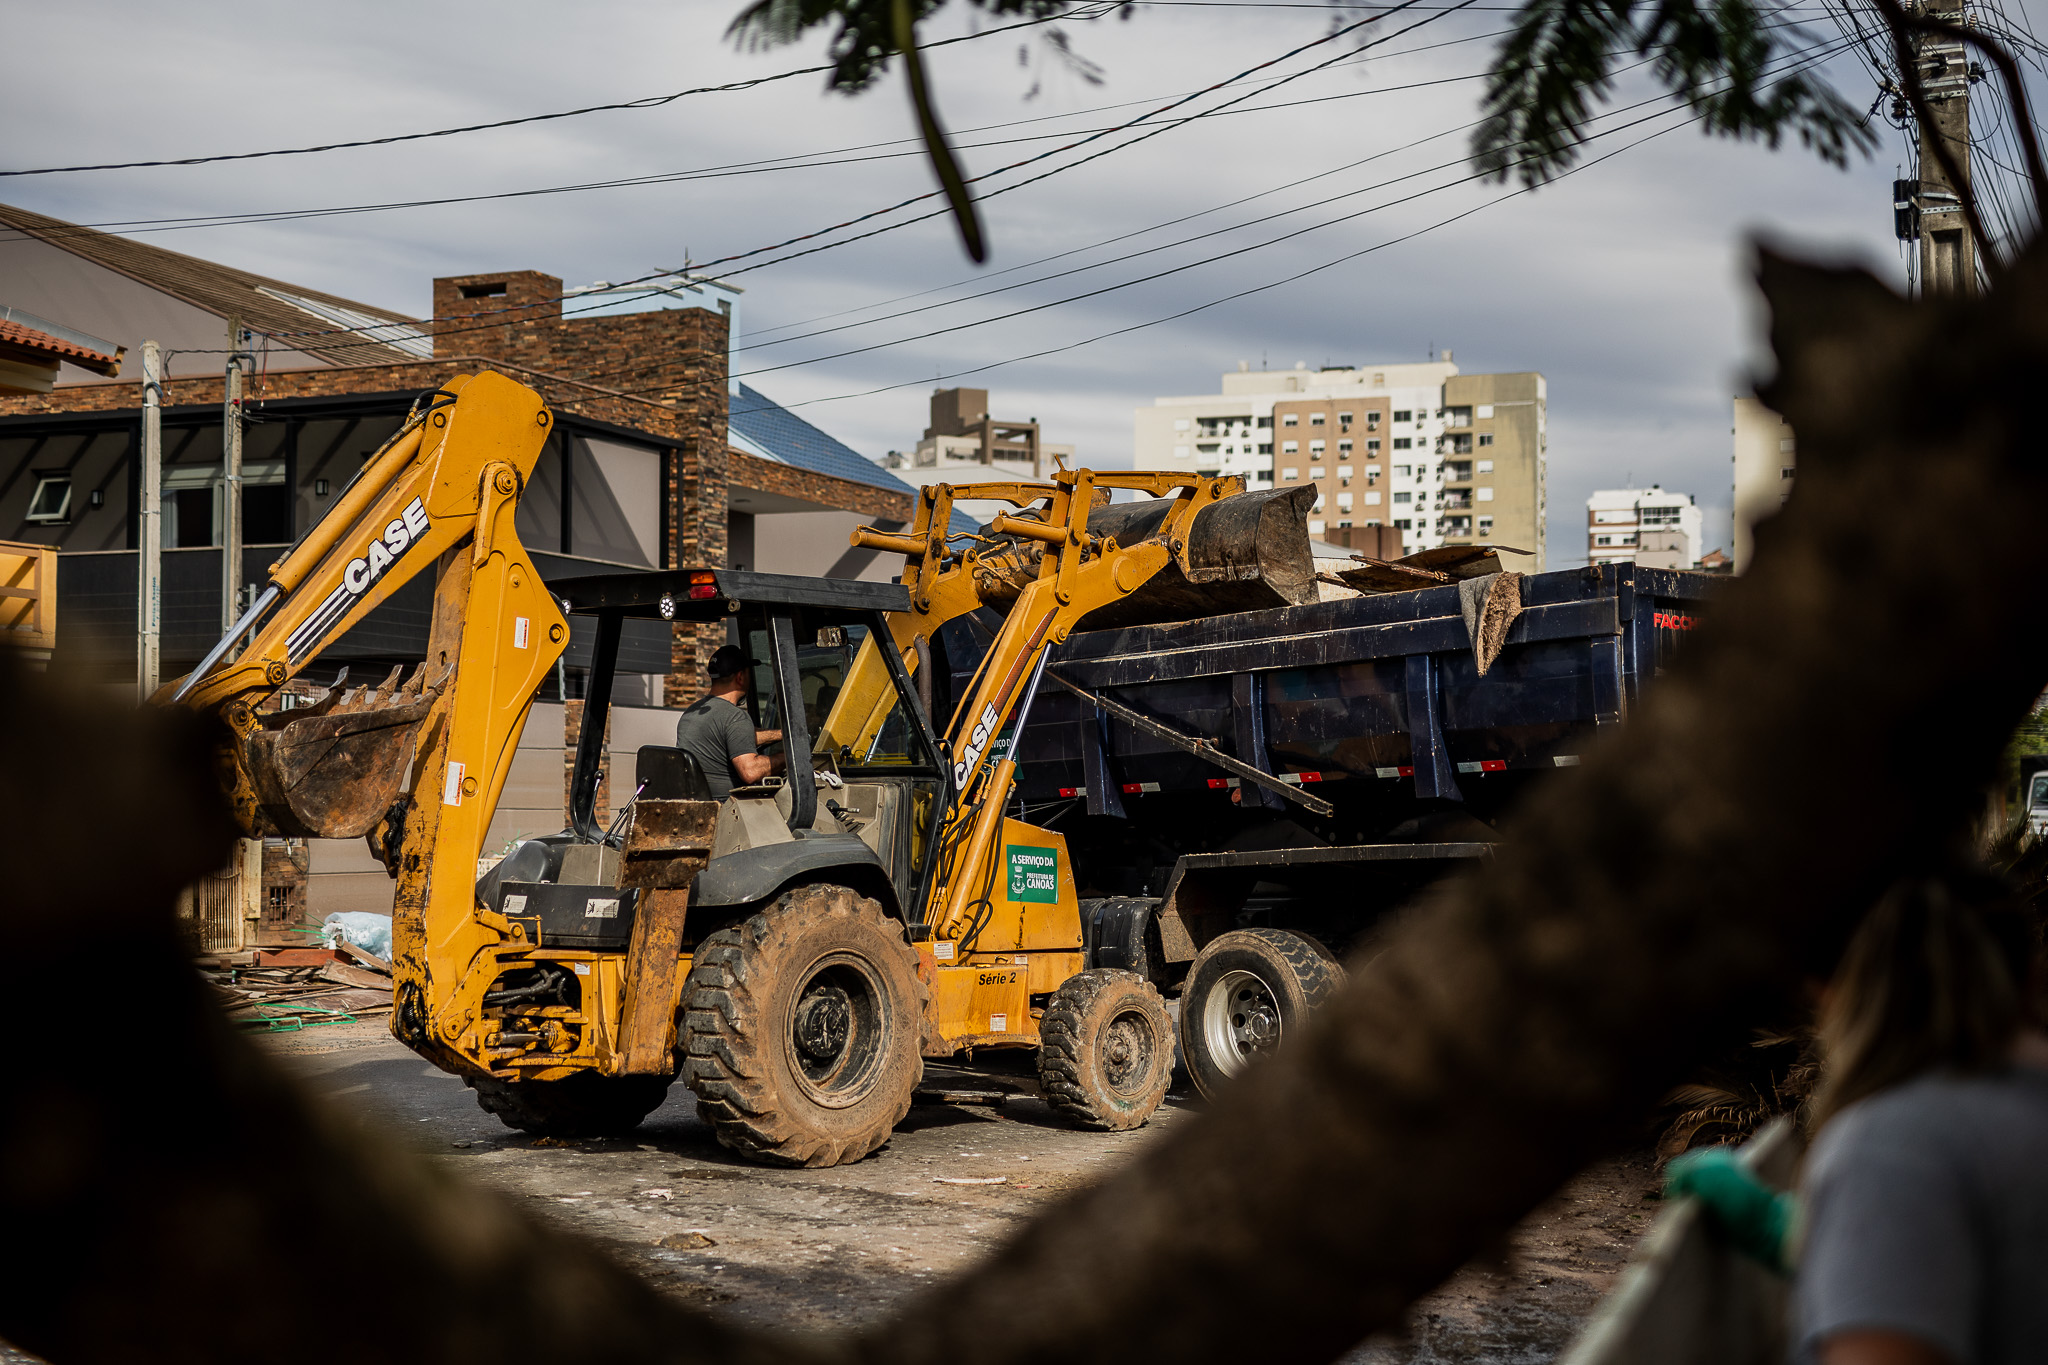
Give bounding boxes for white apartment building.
[1732,396,1795,573]
[1133,356,1546,564]
[1586,486,1704,568]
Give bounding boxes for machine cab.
[536,568,950,938]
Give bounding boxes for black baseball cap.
[708,644,761,678]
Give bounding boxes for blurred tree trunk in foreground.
[4,246,2048,1365]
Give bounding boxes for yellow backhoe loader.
[167,369,1314,1166]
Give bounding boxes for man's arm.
[732,751,781,784]
[728,708,785,786]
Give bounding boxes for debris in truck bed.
[1329,544,1535,595]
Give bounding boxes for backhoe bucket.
[242,665,444,839]
[971,484,1319,630]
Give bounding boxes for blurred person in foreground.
[1794,874,2048,1365]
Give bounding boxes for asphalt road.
[0,1016,1658,1361]
[265,1016,1188,1333]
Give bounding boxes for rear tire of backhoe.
[1177,928,1342,1102]
[466,1070,673,1139]
[680,884,927,1168]
[1037,969,1174,1131]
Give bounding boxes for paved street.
[0,1015,1657,1362]
[265,1017,1190,1332]
[265,1017,1656,1356]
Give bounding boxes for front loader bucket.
[242,665,444,839]
[970,484,1319,631]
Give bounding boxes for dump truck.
[163,370,1322,1166]
[908,544,1715,1096]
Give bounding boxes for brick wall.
[431,270,564,359]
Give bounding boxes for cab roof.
[546,567,910,619]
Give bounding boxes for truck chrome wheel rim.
[1202,968,1281,1078]
[785,951,887,1108]
[1100,1008,1158,1097]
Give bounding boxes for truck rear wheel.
[680,883,927,1168]
[1178,928,1342,1101]
[1038,969,1174,1131]
[466,1071,672,1139]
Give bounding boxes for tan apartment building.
[1134,358,1547,567]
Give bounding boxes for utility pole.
[221,320,246,633]
[138,340,163,699]
[1894,0,1977,294]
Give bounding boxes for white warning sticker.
[503,894,528,915]
[514,616,531,649]
[443,760,465,807]
[932,941,955,961]
[989,1014,1008,1033]
[585,898,620,919]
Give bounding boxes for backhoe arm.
[164,370,568,847]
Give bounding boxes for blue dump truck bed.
[1009,561,1710,821]
[937,561,1714,914]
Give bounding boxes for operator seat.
[635,745,714,801]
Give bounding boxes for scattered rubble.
[198,945,391,1031]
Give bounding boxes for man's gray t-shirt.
[1797,1063,2048,1364]
[672,696,758,800]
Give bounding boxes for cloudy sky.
[10,0,2016,559]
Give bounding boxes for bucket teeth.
[239,661,447,840]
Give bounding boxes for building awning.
[0,306,124,394]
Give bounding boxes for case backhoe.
[167,368,1315,1166]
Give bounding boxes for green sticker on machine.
[1006,844,1059,903]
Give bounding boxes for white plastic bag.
[321,911,393,960]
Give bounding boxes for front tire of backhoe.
[1038,969,1174,1131]
[466,1071,672,1139]
[680,884,927,1168]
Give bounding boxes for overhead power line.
[135,1,1474,354]
[764,116,1697,415]
[704,32,1859,410]
[21,65,1501,243]
[0,6,1105,180]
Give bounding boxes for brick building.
[1,201,918,913]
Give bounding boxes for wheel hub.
[793,984,853,1062]
[1202,968,1283,1080]
[783,953,891,1108]
[1100,1013,1154,1095]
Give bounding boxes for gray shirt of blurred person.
[672,644,783,801]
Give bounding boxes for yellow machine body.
[170,370,1286,1152]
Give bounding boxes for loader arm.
[847,470,1247,944]
[163,370,568,1069]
